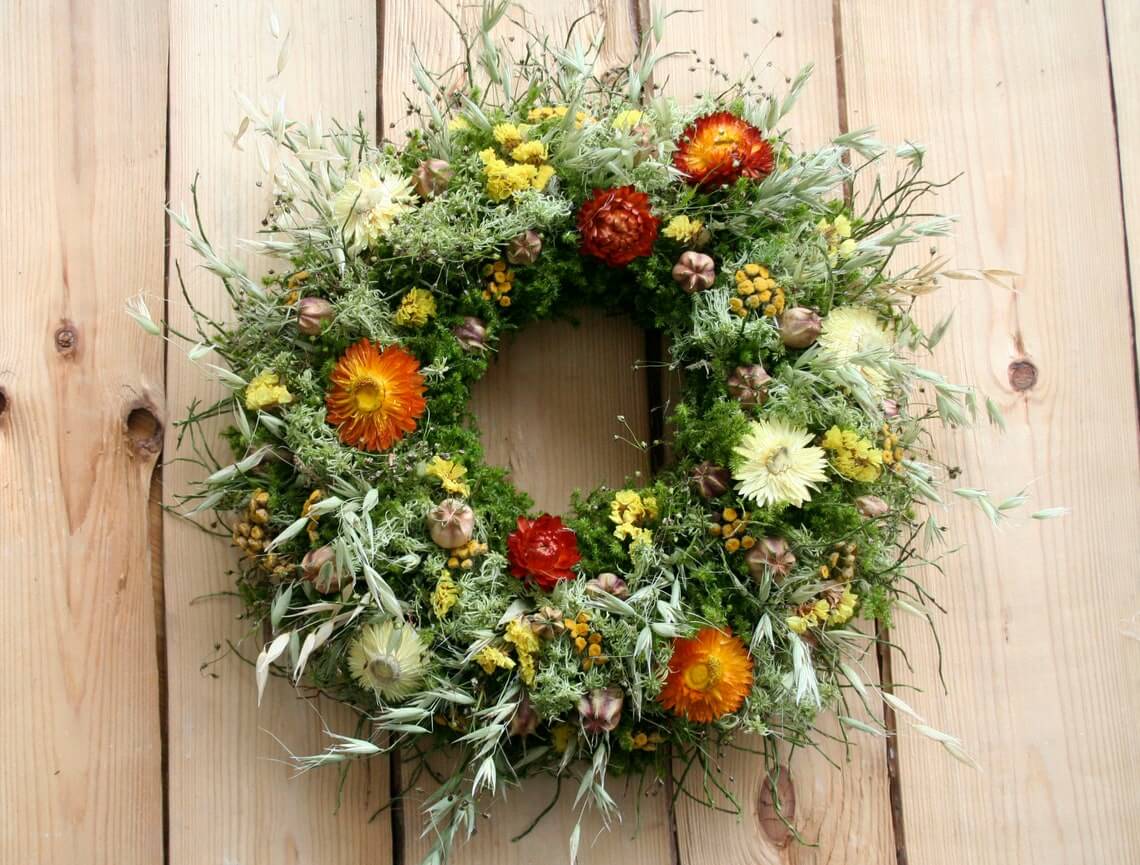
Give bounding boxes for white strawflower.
[818,306,893,391]
[348,620,427,701]
[732,419,828,509]
[332,165,416,252]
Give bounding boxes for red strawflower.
[673,111,774,188]
[508,514,581,591]
[577,185,660,267]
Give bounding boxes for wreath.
[152,6,1055,863]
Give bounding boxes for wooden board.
[381,2,672,862]
[839,3,1140,864]
[164,3,390,863]
[651,3,897,864]
[1105,0,1140,369]
[0,1,166,863]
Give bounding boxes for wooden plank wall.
[3,1,1139,865]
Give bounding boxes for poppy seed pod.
[452,316,488,353]
[727,364,771,407]
[745,536,796,582]
[509,694,539,738]
[578,687,624,734]
[427,499,475,549]
[672,251,716,294]
[529,606,565,640]
[296,297,334,336]
[779,307,822,349]
[855,495,890,519]
[413,158,453,198]
[302,545,347,594]
[506,230,543,265]
[881,398,899,419]
[690,461,731,499]
[586,572,630,600]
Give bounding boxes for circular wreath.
[161,10,1032,863]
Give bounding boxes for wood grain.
[0,1,166,863]
[651,3,897,863]
[840,3,1140,864]
[164,3,390,863]
[1105,0,1140,370]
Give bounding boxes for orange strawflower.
[325,339,426,451]
[673,111,774,188]
[659,627,753,723]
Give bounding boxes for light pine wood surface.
[2,2,1138,864]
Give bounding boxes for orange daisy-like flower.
[659,627,753,723]
[325,339,426,452]
[673,111,774,188]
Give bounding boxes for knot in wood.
[54,320,79,355]
[1007,359,1038,392]
[125,404,163,457]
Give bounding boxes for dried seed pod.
[745,537,796,582]
[302,545,347,594]
[690,461,731,499]
[855,495,890,519]
[412,158,453,198]
[506,229,543,265]
[727,364,771,407]
[881,398,900,418]
[672,251,716,294]
[427,499,475,549]
[778,307,822,349]
[297,297,335,336]
[577,687,624,734]
[585,572,630,600]
[509,694,539,738]
[452,316,488,353]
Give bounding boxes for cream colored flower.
[818,306,893,391]
[348,621,427,701]
[732,419,828,508]
[332,165,416,252]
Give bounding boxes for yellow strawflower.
[393,288,437,327]
[820,426,883,483]
[479,149,554,200]
[818,214,857,264]
[244,371,293,411]
[662,215,704,244]
[612,109,643,131]
[492,123,525,151]
[510,140,548,165]
[474,645,515,675]
[425,456,471,497]
[609,489,658,545]
[505,618,540,685]
[431,572,459,618]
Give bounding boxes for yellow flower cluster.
[479,124,555,201]
[564,611,607,671]
[244,371,293,411]
[821,426,883,483]
[527,105,593,126]
[232,489,271,556]
[474,645,515,675]
[426,456,470,496]
[629,730,665,752]
[431,571,459,618]
[612,109,643,131]
[505,618,540,685]
[707,506,758,554]
[663,215,705,244]
[881,423,905,471]
[610,489,658,547]
[481,259,514,307]
[818,214,857,265]
[731,263,785,318]
[551,722,576,753]
[445,539,488,572]
[393,288,437,328]
[787,587,858,634]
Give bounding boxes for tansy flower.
[326,339,427,452]
[348,620,427,701]
[612,109,643,131]
[820,426,883,483]
[244,371,293,411]
[733,419,829,509]
[474,645,515,675]
[673,111,774,188]
[659,628,753,723]
[431,571,459,618]
[332,165,416,252]
[662,215,705,244]
[510,140,549,165]
[818,307,893,392]
[425,456,470,497]
[393,288,437,328]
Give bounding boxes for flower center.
[352,378,387,413]
[683,657,721,692]
[368,654,401,684]
[766,446,790,475]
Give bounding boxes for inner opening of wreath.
[469,307,667,516]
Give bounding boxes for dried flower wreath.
[140,4,1061,862]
